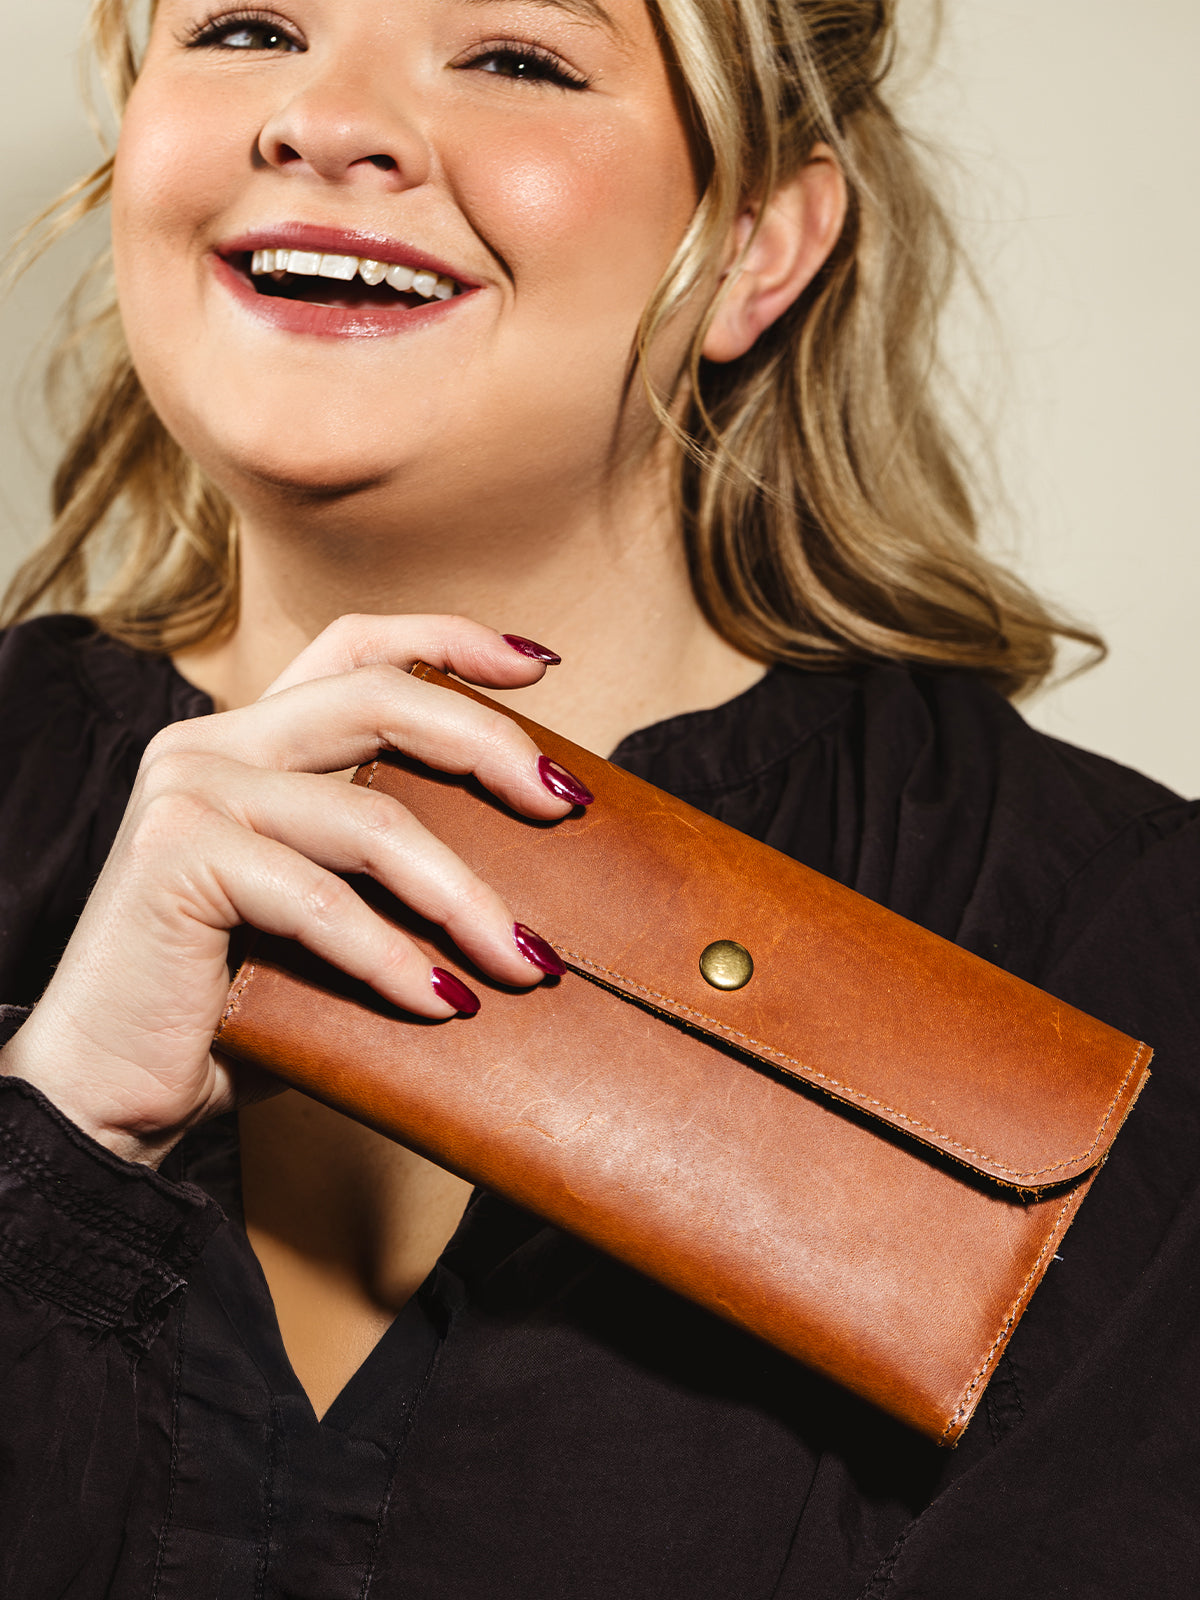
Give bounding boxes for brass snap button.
[699,940,754,991]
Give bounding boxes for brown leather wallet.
[214,664,1151,1444]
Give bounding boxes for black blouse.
[1,613,1198,1600]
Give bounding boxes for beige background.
[1,1,1196,793]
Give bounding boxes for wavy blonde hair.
[1,0,1099,694]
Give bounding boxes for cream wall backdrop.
[1,1,1197,793]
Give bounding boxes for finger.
[145,668,585,820]
[195,759,555,987]
[263,613,561,698]
[181,810,480,1019]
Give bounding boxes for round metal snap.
[699,940,754,991]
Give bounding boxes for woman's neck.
[174,464,765,756]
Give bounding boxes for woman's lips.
[212,223,479,338]
[217,223,475,286]
[212,251,473,339]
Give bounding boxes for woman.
[0,0,1197,1595]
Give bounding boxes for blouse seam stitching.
[0,1240,131,1326]
[0,1120,176,1258]
[150,1300,186,1600]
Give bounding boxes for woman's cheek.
[452,124,688,305]
[445,123,594,254]
[114,75,240,249]
[112,87,242,379]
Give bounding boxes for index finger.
[262,614,558,699]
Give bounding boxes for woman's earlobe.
[701,150,848,364]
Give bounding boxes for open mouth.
[231,248,463,311]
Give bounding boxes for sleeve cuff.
[0,1051,223,1348]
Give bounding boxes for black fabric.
[1,612,1197,1598]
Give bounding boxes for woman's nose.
[256,74,432,190]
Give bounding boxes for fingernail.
[431,968,481,1016]
[537,755,594,806]
[503,634,561,666]
[513,923,567,976]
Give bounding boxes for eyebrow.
[461,0,625,41]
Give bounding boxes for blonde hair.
[2,0,1100,694]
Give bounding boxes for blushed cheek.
[487,156,580,245]
[111,85,236,430]
[457,125,695,299]
[113,82,239,265]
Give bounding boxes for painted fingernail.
[537,755,594,806]
[513,923,567,976]
[431,968,481,1016]
[503,634,561,665]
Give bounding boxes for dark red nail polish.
[431,967,481,1016]
[537,755,594,806]
[503,634,561,666]
[513,923,567,976]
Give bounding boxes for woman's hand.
[0,615,582,1166]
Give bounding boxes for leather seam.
[552,946,1149,1182]
[936,1189,1077,1443]
[216,961,258,1036]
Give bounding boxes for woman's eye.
[186,12,302,52]
[462,44,588,91]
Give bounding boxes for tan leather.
[214,665,1151,1445]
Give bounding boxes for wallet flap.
[361,666,1150,1194]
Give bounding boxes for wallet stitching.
[217,963,257,1035]
[552,947,1149,1182]
[937,1190,1076,1443]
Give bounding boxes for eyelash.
[456,40,589,92]
[184,9,302,52]
[182,12,589,91]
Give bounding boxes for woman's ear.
[701,146,848,364]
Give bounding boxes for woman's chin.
[174,419,409,508]
[238,454,395,504]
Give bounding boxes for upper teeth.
[249,248,459,300]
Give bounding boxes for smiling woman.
[0,2,1197,1598]
[6,0,1085,688]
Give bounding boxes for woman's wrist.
[0,1014,183,1169]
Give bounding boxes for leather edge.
[937,1175,1091,1444]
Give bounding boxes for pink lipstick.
[212,222,479,339]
